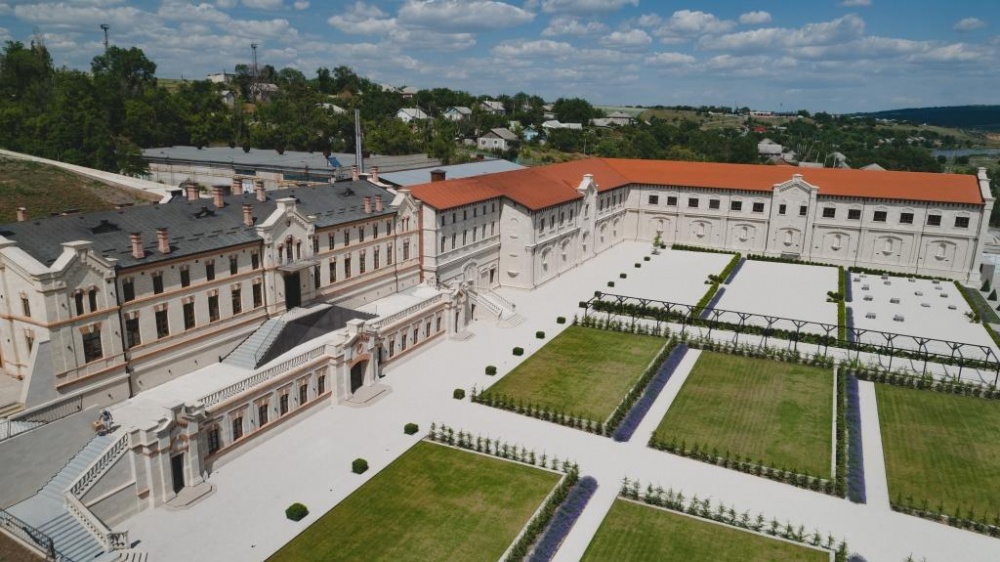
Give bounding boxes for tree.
[552,97,599,124]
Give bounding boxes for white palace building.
[0,158,992,559]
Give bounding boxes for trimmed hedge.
[536,331,545,339]
[607,281,615,288]
[643,256,651,262]
[672,244,735,255]
[352,458,368,474]
[556,316,566,324]
[634,263,641,268]
[486,365,498,375]
[285,502,309,521]
[513,347,524,356]
[619,273,627,279]
[404,422,419,435]
[453,388,466,400]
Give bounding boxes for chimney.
[231,176,242,195]
[430,169,446,183]
[129,232,144,259]
[363,196,372,214]
[242,203,254,227]
[254,180,266,202]
[212,186,225,209]
[371,166,379,183]
[16,207,27,222]
[351,165,359,182]
[375,195,383,212]
[185,183,200,201]
[156,227,170,254]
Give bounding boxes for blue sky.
[1,0,998,113]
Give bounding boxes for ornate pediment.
[773,174,817,197]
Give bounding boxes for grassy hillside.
[0,157,158,223]
[859,105,1000,132]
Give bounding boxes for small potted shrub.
[607,281,615,288]
[513,347,524,356]
[634,263,641,268]
[352,458,368,474]
[536,330,545,339]
[556,316,566,324]
[643,256,650,262]
[404,422,419,435]
[453,388,466,400]
[619,273,627,279]
[285,502,309,521]
[485,365,497,375]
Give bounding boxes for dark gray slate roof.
[0,181,395,269]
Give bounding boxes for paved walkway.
[858,380,892,510]
[115,242,1000,561]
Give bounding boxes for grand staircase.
[223,318,286,370]
[469,288,525,327]
[6,431,121,561]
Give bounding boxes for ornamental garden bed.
[267,441,559,562]
[480,326,663,423]
[581,499,831,562]
[877,384,1000,531]
[650,352,834,481]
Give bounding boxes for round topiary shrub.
[643,256,651,261]
[536,331,545,339]
[453,388,466,400]
[404,422,419,435]
[607,281,615,288]
[513,347,524,356]
[285,502,309,521]
[485,365,497,375]
[556,316,566,324]
[352,458,368,474]
[634,263,641,268]
[619,273,627,279]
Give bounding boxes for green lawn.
[652,352,834,477]
[877,384,1000,517]
[267,442,559,562]
[483,326,664,421]
[582,500,829,562]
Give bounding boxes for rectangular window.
[122,279,134,303]
[229,255,238,275]
[436,316,442,332]
[386,219,392,235]
[209,295,220,322]
[440,236,446,252]
[388,340,395,358]
[345,256,352,279]
[156,309,170,339]
[359,252,366,274]
[299,384,308,405]
[328,233,335,250]
[730,201,742,211]
[343,230,349,246]
[848,209,861,220]
[358,225,365,243]
[373,223,379,239]
[401,333,407,351]
[667,196,677,206]
[779,204,787,215]
[126,317,141,348]
[927,214,942,226]
[313,265,320,289]
[412,327,419,345]
[312,236,319,253]
[251,252,260,270]
[439,216,445,227]
[873,211,887,222]
[374,247,380,269]
[317,375,326,395]
[709,199,720,210]
[207,427,220,455]
[955,216,970,228]
[152,273,164,295]
[252,284,263,308]
[752,202,764,213]
[472,228,477,242]
[822,207,836,219]
[232,417,243,441]
[386,244,393,265]
[232,287,242,315]
[403,241,410,261]
[180,267,190,287]
[82,329,102,362]
[451,233,457,250]
[258,403,268,426]
[279,394,289,416]
[688,197,699,208]
[206,261,215,281]
[648,194,659,205]
[75,293,84,316]
[88,290,97,312]
[184,302,196,330]
[900,212,914,224]
[329,259,337,283]
[799,205,807,217]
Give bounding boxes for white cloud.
[954,18,987,32]
[645,51,695,66]
[242,0,283,9]
[0,4,11,17]
[542,16,607,36]
[215,0,237,7]
[228,18,296,39]
[397,0,534,31]
[839,0,871,6]
[540,0,638,15]
[599,28,650,49]
[13,3,144,27]
[653,10,736,42]
[327,2,394,35]
[158,1,231,24]
[739,11,771,25]
[635,13,661,28]
[701,14,865,51]
[293,0,309,9]
[493,38,575,58]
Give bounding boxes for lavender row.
[845,374,867,504]
[699,287,726,320]
[612,344,689,442]
[527,476,599,562]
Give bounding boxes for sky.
[0,0,998,113]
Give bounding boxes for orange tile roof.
[409,158,983,211]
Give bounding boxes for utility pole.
[354,109,364,174]
[100,24,110,50]
[250,43,258,102]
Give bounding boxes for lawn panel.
[484,326,664,421]
[581,500,828,562]
[652,352,833,477]
[268,442,559,562]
